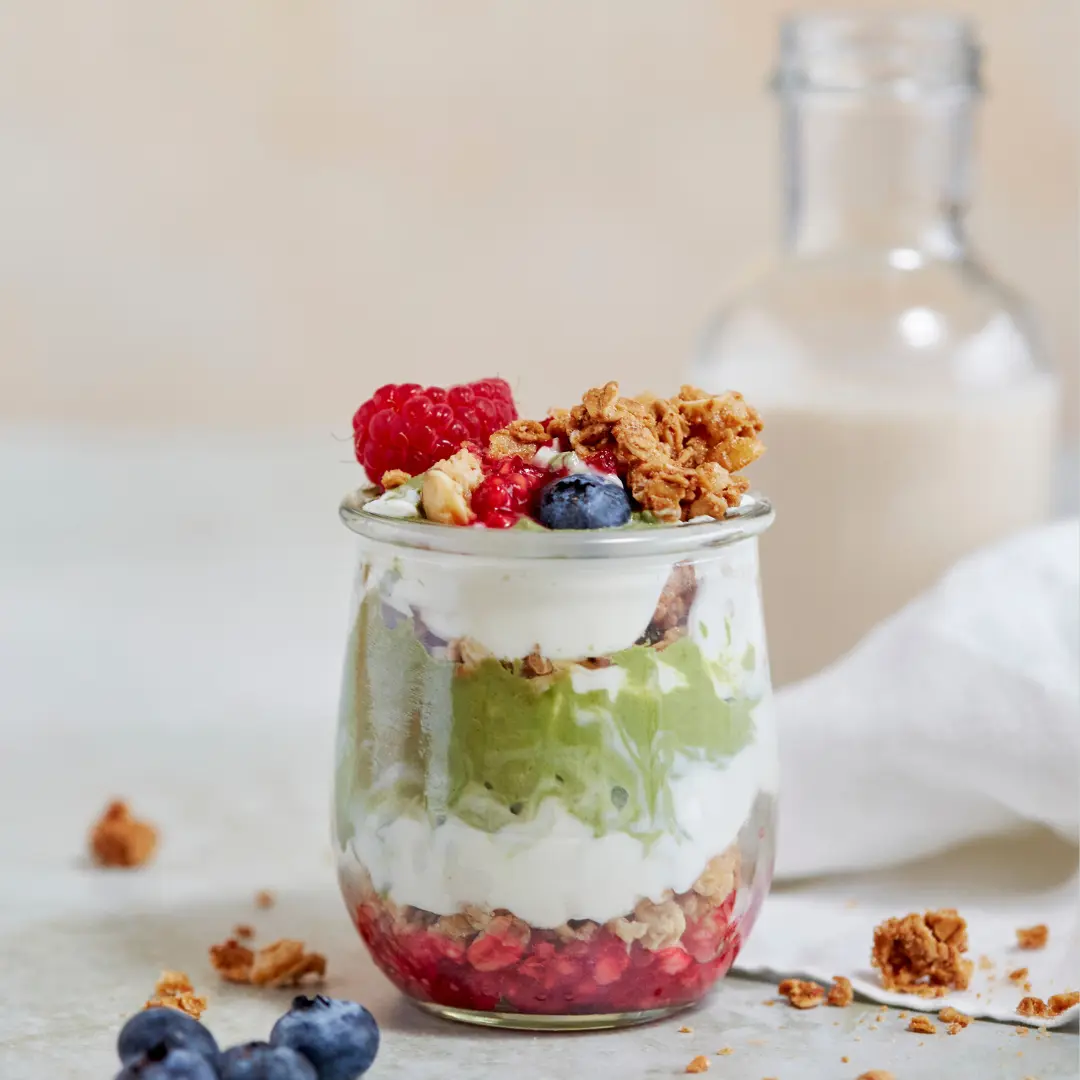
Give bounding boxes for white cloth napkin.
[736,519,1080,1026]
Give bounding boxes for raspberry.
[586,447,619,474]
[471,455,548,527]
[352,378,516,484]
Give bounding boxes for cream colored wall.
[0,1,1075,432]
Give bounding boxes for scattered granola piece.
[947,1023,964,1035]
[679,1026,693,1034]
[856,1073,895,1080]
[778,978,826,1009]
[1016,997,1048,1018]
[1008,967,1029,982]
[233,924,254,940]
[1016,924,1049,950]
[254,889,275,909]
[380,469,411,489]
[209,938,255,983]
[249,939,327,987]
[827,975,853,1007]
[685,1055,710,1074]
[521,650,555,678]
[1048,990,1080,1015]
[1015,1026,1028,1035]
[977,954,994,971]
[939,1006,971,1028]
[89,800,157,868]
[716,1047,733,1056]
[144,970,207,1020]
[907,1015,937,1034]
[840,1057,848,1064]
[1023,982,1032,992]
[871,909,972,996]
[898,1010,908,1018]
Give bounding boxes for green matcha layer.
[336,594,757,845]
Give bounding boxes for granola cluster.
[89,800,157,868]
[490,382,764,522]
[871,908,973,998]
[209,935,326,988]
[775,975,852,1010]
[144,970,207,1020]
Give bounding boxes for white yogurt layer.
[371,550,675,659]
[341,737,769,927]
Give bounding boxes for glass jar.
[333,494,777,1030]
[693,14,1059,686]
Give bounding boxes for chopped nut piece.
[939,1006,971,1028]
[1008,967,1029,982]
[871,909,972,996]
[685,1056,710,1074]
[826,975,853,1007]
[254,889,275,909]
[380,469,411,489]
[907,1015,937,1034]
[778,978,826,1009]
[1048,990,1080,1015]
[89,800,157,868]
[422,467,474,525]
[1016,924,1049,950]
[144,971,207,1020]
[521,650,554,678]
[1017,996,1048,1018]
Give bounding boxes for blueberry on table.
[115,1043,221,1079]
[218,1041,316,1080]
[118,1009,219,1066]
[536,474,631,530]
[270,996,379,1080]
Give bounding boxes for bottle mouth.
[774,12,981,98]
[339,489,774,560]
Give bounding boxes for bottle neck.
[782,92,974,260]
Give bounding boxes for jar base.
[412,999,692,1032]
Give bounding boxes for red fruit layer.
[353,379,517,485]
[471,454,549,528]
[349,890,746,1017]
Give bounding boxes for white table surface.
[1,430,1076,1079]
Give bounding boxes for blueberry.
[535,474,631,530]
[115,1043,220,1080]
[218,1042,316,1080]
[270,996,379,1080]
[118,1009,219,1066]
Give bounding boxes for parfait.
[334,379,777,1030]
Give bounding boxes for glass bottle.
[693,14,1059,687]
[333,494,777,1029]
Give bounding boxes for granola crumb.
[144,970,207,1020]
[254,889,275,909]
[939,1006,971,1028]
[380,469,411,489]
[778,978,826,1009]
[1017,996,1048,1018]
[678,1026,693,1034]
[762,999,776,1006]
[871,909,972,996]
[826,975,854,1007]
[1048,990,1080,1015]
[856,1073,895,1080]
[977,954,994,970]
[209,936,326,988]
[840,1057,848,1064]
[685,1055,710,1074]
[1008,967,1029,982]
[1015,1026,1029,1035]
[1023,982,1032,992]
[1016,924,1049,950]
[907,1015,937,1034]
[716,1047,733,1056]
[898,1010,908,1017]
[89,800,157,868]
[233,924,254,940]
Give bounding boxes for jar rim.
[339,489,774,559]
[774,12,981,98]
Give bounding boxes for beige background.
[0,0,1076,434]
